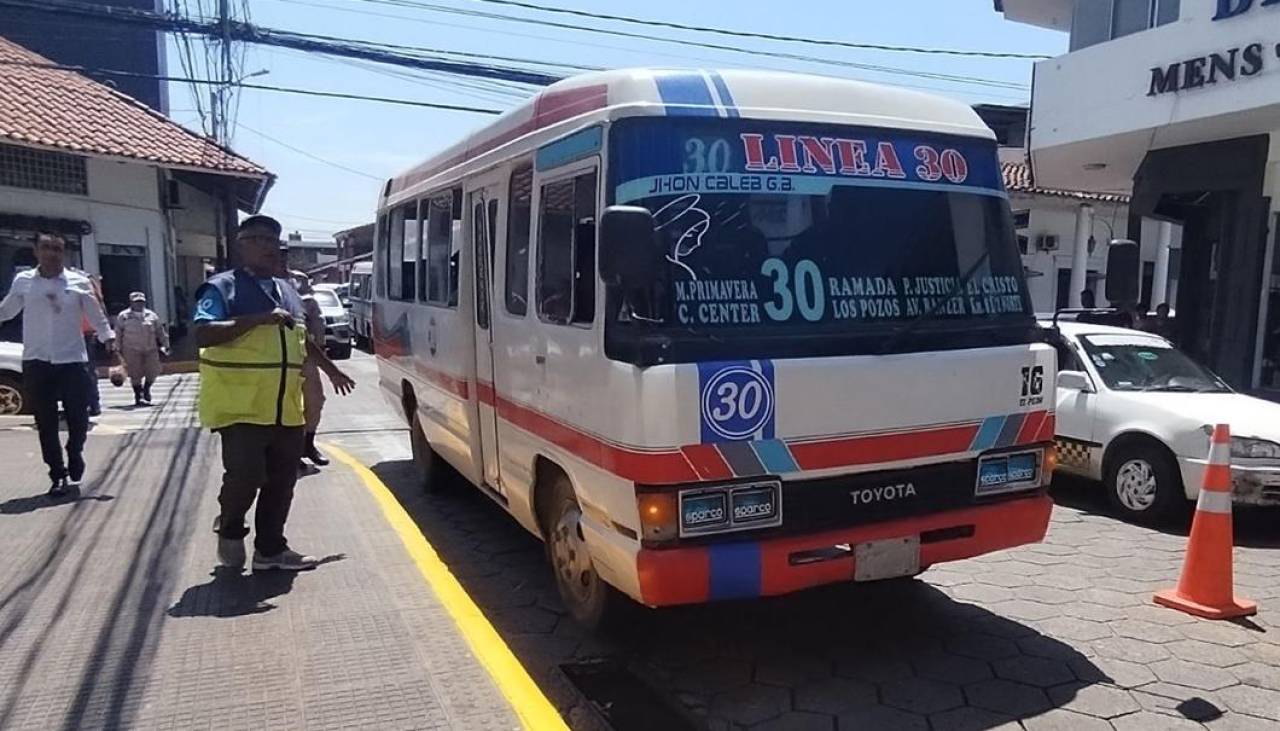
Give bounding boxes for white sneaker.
[253,549,319,572]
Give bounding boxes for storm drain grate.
[560,658,702,731]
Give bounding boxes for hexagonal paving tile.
[1149,658,1241,691]
[794,676,876,716]
[1131,682,1227,721]
[946,633,1021,661]
[1070,656,1158,689]
[950,584,1017,604]
[754,654,831,688]
[988,600,1062,623]
[709,683,791,726]
[928,706,1018,731]
[1090,636,1173,664]
[912,651,994,685]
[833,654,914,684]
[1016,635,1088,663]
[1215,683,1280,721]
[838,706,927,731]
[992,656,1076,688]
[1165,639,1250,668]
[880,676,964,715]
[1179,622,1261,648]
[1021,709,1115,730]
[1232,661,1280,692]
[1047,681,1141,719]
[675,658,753,696]
[1111,710,1212,730]
[1110,619,1186,644]
[1018,586,1081,606]
[964,678,1051,717]
[1202,711,1280,731]
[750,711,832,731]
[1036,617,1113,643]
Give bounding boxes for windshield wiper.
[881,252,992,354]
[1140,384,1201,392]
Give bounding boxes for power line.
[0,59,505,113]
[349,0,1030,91]
[464,0,1053,61]
[235,121,383,180]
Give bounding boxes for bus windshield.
[606,117,1034,363]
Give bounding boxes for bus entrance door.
[469,187,503,493]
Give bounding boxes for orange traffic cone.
[1154,424,1257,620]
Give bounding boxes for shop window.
[537,170,598,326]
[0,143,87,196]
[506,164,533,316]
[1070,0,1179,51]
[1112,0,1151,39]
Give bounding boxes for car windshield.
[1079,334,1229,393]
[606,117,1033,362]
[312,289,342,308]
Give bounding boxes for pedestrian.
[1080,289,1096,309]
[0,233,115,496]
[285,269,335,469]
[194,215,354,572]
[77,270,107,417]
[116,291,169,406]
[1149,302,1176,341]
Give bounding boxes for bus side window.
[506,165,533,316]
[388,206,405,300]
[401,201,419,302]
[425,193,453,306]
[537,169,598,326]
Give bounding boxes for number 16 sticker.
[698,361,776,442]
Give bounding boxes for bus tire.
[410,410,445,493]
[545,473,621,630]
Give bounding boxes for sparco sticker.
[698,361,776,442]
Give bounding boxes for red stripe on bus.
[1015,410,1046,446]
[412,361,470,400]
[476,380,497,407]
[681,444,735,481]
[788,424,981,472]
[1034,413,1056,443]
[390,84,609,195]
[492,393,699,484]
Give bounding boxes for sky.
[165,0,1068,241]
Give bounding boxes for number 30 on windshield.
[762,258,825,322]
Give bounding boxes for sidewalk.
[0,375,524,730]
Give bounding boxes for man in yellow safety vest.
[194,215,354,571]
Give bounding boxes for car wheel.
[410,410,447,492]
[330,344,353,360]
[545,473,623,630]
[1105,443,1188,525]
[0,373,25,415]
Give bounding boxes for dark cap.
[238,214,282,239]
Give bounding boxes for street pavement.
[325,352,1280,731]
[0,370,522,730]
[3,351,1280,731]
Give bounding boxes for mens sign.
[1214,0,1280,20]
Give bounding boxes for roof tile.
[0,35,269,179]
[1002,161,1129,204]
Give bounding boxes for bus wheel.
[410,411,445,492]
[546,474,619,630]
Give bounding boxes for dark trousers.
[216,424,305,557]
[23,360,89,481]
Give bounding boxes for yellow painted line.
[323,443,570,731]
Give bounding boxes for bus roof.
[383,68,995,207]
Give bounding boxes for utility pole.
[214,0,236,271]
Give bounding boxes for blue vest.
[197,269,302,319]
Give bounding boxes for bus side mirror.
[1105,239,1140,306]
[599,205,661,289]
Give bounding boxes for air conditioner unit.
[1036,234,1060,252]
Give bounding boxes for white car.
[1042,320,1280,523]
[311,285,353,360]
[0,340,25,415]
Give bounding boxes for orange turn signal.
[1042,445,1058,485]
[637,492,678,542]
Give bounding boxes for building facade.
[0,36,271,337]
[996,0,1280,391]
[0,0,168,113]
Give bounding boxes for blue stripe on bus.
[709,542,762,600]
[752,439,799,474]
[970,416,1007,452]
[654,73,718,117]
[708,72,740,118]
[535,126,603,171]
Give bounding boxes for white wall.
[0,157,171,322]
[1024,0,1280,191]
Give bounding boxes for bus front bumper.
[635,495,1052,607]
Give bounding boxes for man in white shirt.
[0,234,116,496]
